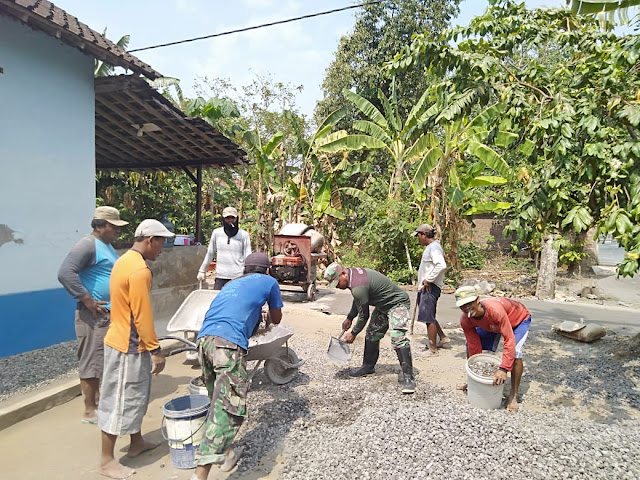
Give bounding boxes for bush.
[459,243,485,269]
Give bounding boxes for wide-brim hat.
[93,206,128,226]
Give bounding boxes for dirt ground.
[1,302,638,480]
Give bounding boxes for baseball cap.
[324,262,344,288]
[222,206,238,218]
[244,252,270,268]
[411,223,434,237]
[134,219,175,238]
[454,285,481,307]
[93,206,128,226]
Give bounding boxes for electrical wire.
[129,0,385,53]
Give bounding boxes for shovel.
[327,330,351,363]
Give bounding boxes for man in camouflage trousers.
[191,253,283,479]
[324,263,416,394]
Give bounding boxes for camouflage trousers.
[195,336,249,466]
[364,304,410,348]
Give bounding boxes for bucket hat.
[454,285,481,307]
[93,206,128,226]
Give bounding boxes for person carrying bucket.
[454,285,532,412]
[323,263,416,394]
[191,252,284,479]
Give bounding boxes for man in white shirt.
[412,223,449,355]
[197,206,252,290]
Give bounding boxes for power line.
[129,1,385,53]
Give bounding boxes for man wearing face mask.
[455,285,532,412]
[197,206,252,290]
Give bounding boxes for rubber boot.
[349,339,379,377]
[396,346,416,394]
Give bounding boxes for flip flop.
[81,417,98,424]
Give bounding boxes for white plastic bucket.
[465,353,505,410]
[162,395,210,469]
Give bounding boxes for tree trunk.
[536,234,558,299]
[580,227,599,271]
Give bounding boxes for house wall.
[0,15,95,357]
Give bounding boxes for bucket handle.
[161,412,208,443]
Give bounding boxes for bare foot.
[99,459,135,479]
[425,347,438,356]
[220,446,244,472]
[506,396,520,412]
[456,384,468,392]
[127,438,161,458]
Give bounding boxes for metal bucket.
[327,332,351,363]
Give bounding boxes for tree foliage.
[390,0,640,276]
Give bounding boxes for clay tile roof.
[0,0,160,79]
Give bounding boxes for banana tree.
[284,109,377,222]
[241,130,284,250]
[341,78,438,200]
[94,29,129,77]
[412,96,516,269]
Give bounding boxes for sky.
[55,0,567,118]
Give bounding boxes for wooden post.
[196,165,202,244]
[536,234,558,299]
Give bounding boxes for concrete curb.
[0,378,81,432]
[0,340,185,432]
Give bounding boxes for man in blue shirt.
[58,206,128,424]
[192,252,283,479]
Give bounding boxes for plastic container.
[161,395,210,469]
[188,377,208,396]
[465,353,505,410]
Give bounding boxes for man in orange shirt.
[455,285,532,412]
[97,219,174,480]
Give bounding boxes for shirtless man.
[455,285,532,411]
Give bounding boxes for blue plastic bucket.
[162,395,210,469]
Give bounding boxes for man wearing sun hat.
[97,218,175,480]
[324,262,416,394]
[197,206,252,290]
[58,206,128,425]
[455,285,532,411]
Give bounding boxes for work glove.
[196,271,206,282]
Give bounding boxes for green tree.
[390,0,640,279]
[315,0,461,125]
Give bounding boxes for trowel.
[327,330,351,363]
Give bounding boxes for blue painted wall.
[0,15,96,357]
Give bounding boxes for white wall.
[0,15,96,356]
[0,14,95,295]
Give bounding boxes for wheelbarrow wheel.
[307,283,317,301]
[264,347,300,385]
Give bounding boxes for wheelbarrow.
[161,287,304,385]
[160,324,304,385]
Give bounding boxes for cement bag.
[552,321,606,343]
[279,223,325,252]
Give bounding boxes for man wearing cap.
[192,252,284,478]
[412,223,449,355]
[58,206,128,424]
[324,263,416,394]
[98,219,174,480]
[455,285,532,412]
[197,206,252,290]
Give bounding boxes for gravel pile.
[230,334,640,479]
[2,328,639,479]
[0,340,78,401]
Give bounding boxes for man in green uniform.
[324,263,416,394]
